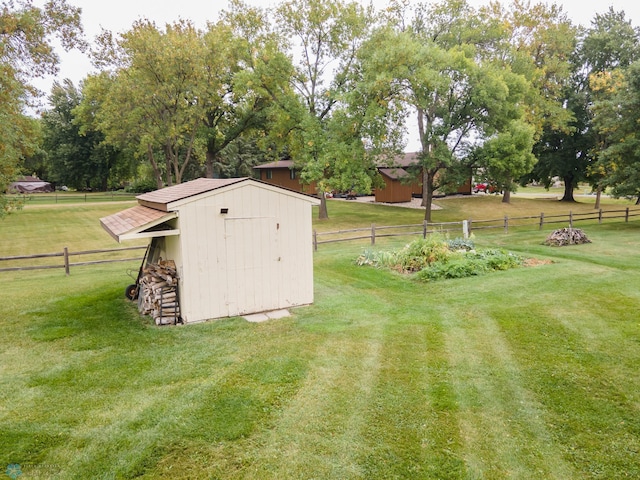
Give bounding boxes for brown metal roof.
[375,152,420,168]
[137,178,247,211]
[253,160,295,169]
[100,205,175,242]
[379,168,410,180]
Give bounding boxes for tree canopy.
[0,0,83,215]
[6,0,640,216]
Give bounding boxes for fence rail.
[13,192,137,204]
[3,207,639,271]
[313,206,640,250]
[0,245,146,274]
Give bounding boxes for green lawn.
[1,198,640,478]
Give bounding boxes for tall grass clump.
[356,235,524,281]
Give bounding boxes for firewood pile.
[544,228,591,246]
[138,259,181,325]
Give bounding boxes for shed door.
[224,217,282,316]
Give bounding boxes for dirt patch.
[522,258,554,267]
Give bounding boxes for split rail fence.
[0,245,146,274]
[2,207,639,273]
[313,206,640,250]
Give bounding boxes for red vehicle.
[473,183,498,193]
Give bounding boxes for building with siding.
[100,178,320,324]
[253,160,317,194]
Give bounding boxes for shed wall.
[375,175,413,203]
[258,169,318,195]
[175,183,314,323]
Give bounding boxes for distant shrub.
[126,178,157,193]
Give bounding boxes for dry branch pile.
[138,259,181,325]
[544,228,591,246]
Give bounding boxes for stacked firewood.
[544,228,591,246]
[138,259,181,325]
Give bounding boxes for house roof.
[253,160,295,170]
[379,168,411,180]
[397,152,420,167]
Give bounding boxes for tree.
[591,63,640,203]
[268,0,378,219]
[582,9,640,206]
[41,79,127,190]
[0,0,83,215]
[202,1,287,179]
[90,20,208,187]
[358,0,534,218]
[529,84,592,202]
[480,1,578,202]
[475,120,537,203]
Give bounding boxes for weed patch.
[356,236,524,281]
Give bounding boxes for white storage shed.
[100,178,320,323]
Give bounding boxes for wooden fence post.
[63,247,70,275]
[599,209,603,224]
[313,230,318,252]
[423,220,428,239]
[569,211,573,228]
[504,215,509,233]
[371,224,376,245]
[539,212,544,230]
[626,207,630,222]
[463,220,469,239]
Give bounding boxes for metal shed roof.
[101,177,319,242]
[137,178,247,212]
[100,205,178,243]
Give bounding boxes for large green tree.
[267,0,377,219]
[202,0,287,179]
[0,0,83,215]
[477,1,577,202]
[584,9,640,205]
[89,20,208,187]
[591,63,640,203]
[530,8,639,204]
[358,0,534,218]
[41,79,127,190]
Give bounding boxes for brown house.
[253,160,317,194]
[254,153,471,204]
[374,152,472,202]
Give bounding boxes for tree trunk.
[560,175,575,202]
[317,191,328,219]
[205,151,215,178]
[147,144,163,189]
[502,189,511,203]
[422,170,434,223]
[594,185,602,210]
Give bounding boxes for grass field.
[1,195,640,478]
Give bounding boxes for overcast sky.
[39,0,640,89]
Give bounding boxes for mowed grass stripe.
[444,309,576,479]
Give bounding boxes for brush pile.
[544,228,591,246]
[138,259,181,325]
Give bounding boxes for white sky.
[39,0,640,88]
